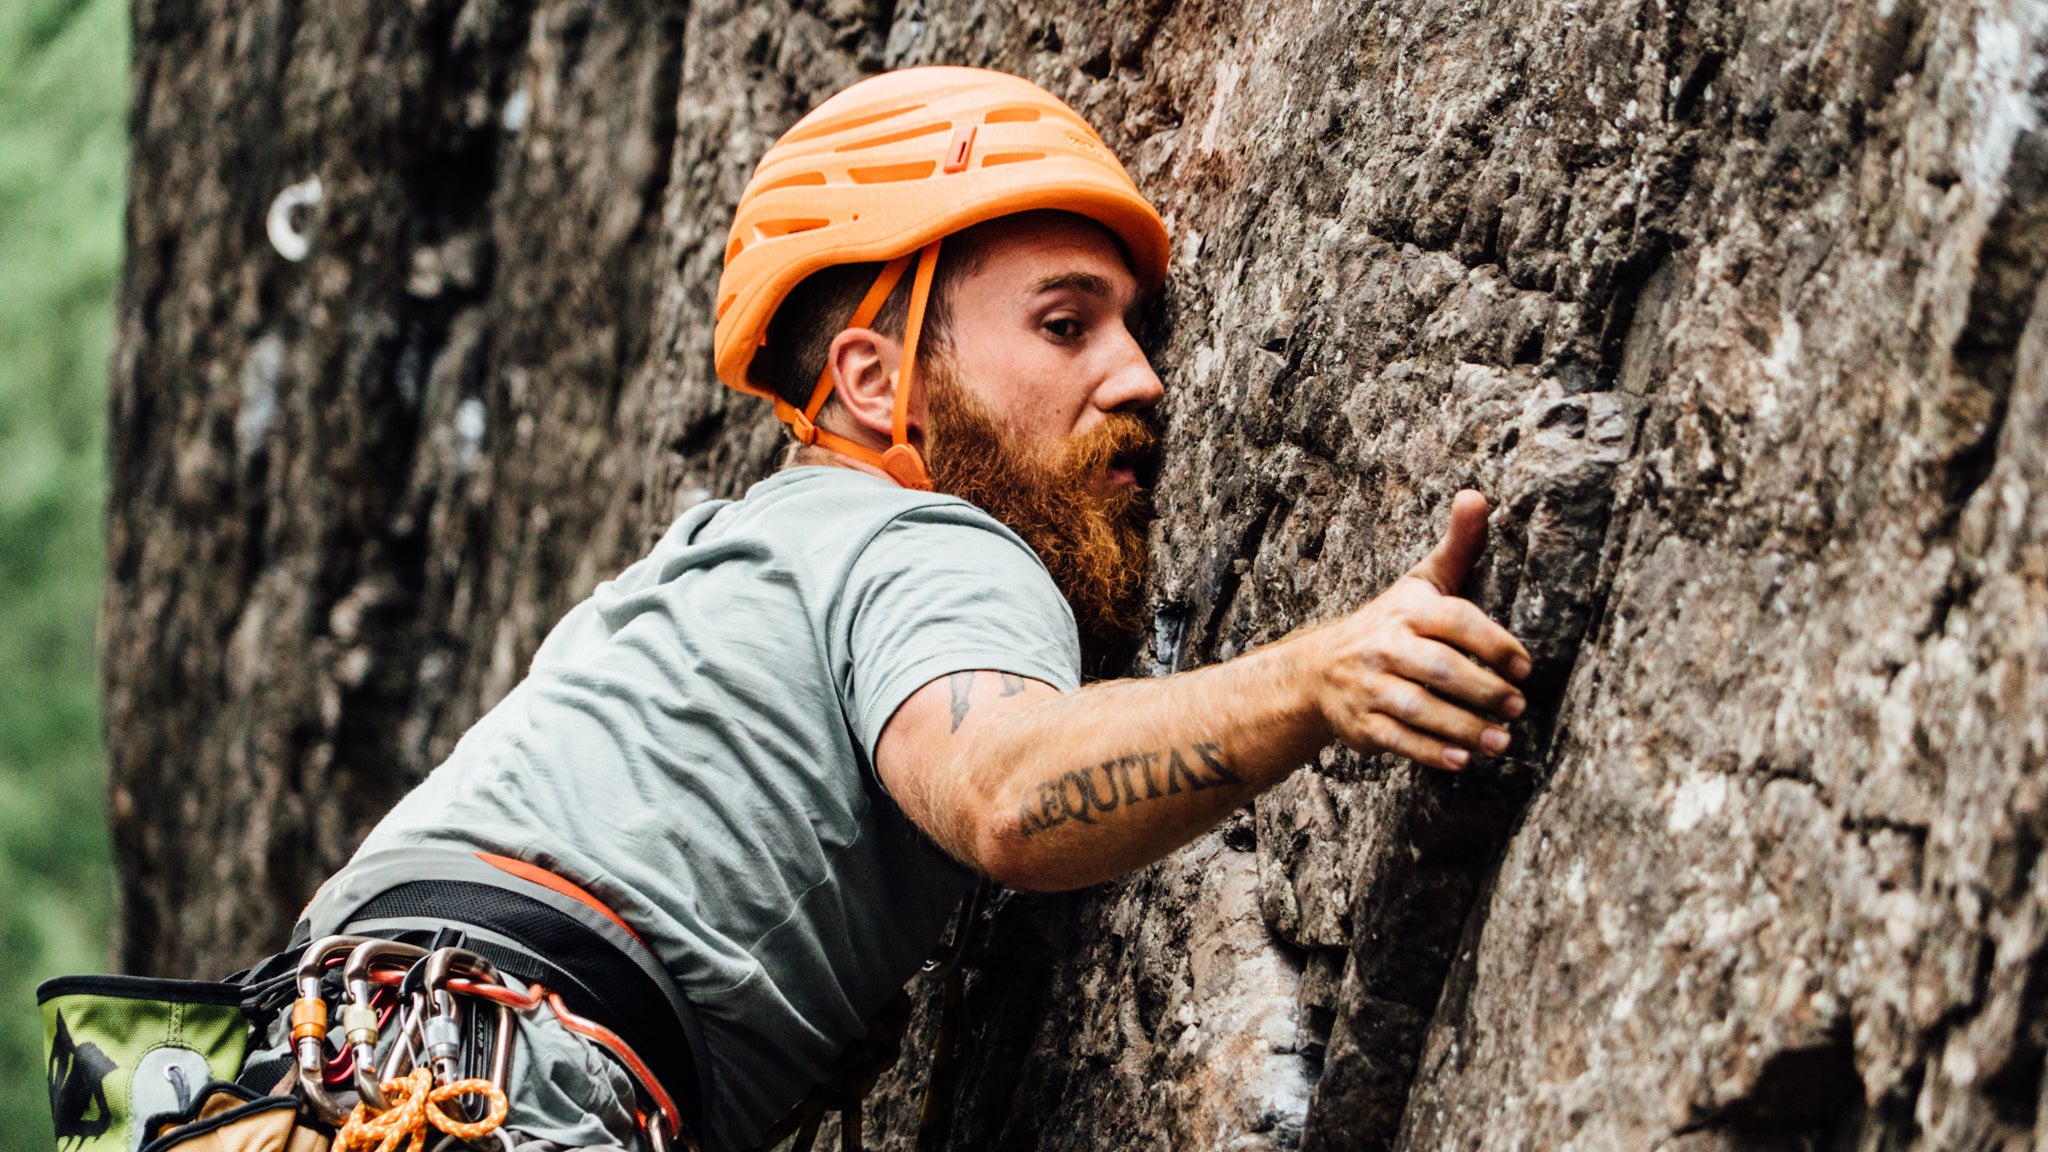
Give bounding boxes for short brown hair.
[756,245,980,412]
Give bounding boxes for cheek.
[958,331,1089,437]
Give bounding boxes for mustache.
[1053,411,1162,486]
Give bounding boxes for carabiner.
[341,939,429,1108]
[290,934,377,1125]
[419,948,515,1096]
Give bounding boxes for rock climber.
[246,65,1530,1152]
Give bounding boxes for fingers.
[1415,596,1532,681]
[1386,636,1526,719]
[1345,707,1502,773]
[1374,675,1511,755]
[1407,489,1490,594]
[1354,713,1464,771]
[1327,673,1514,772]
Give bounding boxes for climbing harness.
[46,832,987,1152]
[80,927,692,1152]
[279,935,692,1152]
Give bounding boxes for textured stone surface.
[109,0,2048,1148]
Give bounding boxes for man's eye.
[1044,317,1082,340]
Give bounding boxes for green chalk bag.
[38,974,252,1152]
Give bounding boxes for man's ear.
[823,327,901,448]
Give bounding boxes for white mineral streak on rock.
[455,397,486,471]
[1199,59,1244,155]
[1966,4,2047,198]
[1176,844,1312,1150]
[236,333,283,468]
[501,86,529,133]
[1668,774,1728,834]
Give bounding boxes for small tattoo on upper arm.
[998,672,1027,697]
[949,672,976,732]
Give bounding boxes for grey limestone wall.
[109,0,2048,1147]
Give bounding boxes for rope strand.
[335,1066,508,1152]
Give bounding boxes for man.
[287,66,1529,1152]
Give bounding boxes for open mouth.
[1106,444,1156,490]
[1110,437,1163,489]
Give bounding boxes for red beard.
[922,356,1159,668]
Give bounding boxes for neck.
[788,442,894,482]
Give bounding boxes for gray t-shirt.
[346,466,1080,1149]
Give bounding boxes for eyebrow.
[1025,271,1116,298]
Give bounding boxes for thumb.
[1408,489,1490,595]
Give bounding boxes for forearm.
[887,491,1529,891]
[949,635,1332,890]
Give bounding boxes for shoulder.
[859,495,1051,584]
[753,466,1047,573]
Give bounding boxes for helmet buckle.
[879,444,932,491]
[789,410,820,446]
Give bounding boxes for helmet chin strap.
[773,241,941,492]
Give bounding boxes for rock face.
[107,0,2048,1147]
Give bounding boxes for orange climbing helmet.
[713,66,1171,490]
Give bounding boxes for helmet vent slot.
[833,120,953,152]
[984,106,1042,123]
[750,218,831,242]
[848,161,938,184]
[980,151,1045,167]
[758,170,827,192]
[781,103,926,144]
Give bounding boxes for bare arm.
[875,490,1532,891]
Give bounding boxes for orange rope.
[335,1066,508,1152]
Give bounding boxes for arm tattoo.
[1016,741,1243,838]
[948,671,976,733]
[998,672,1028,697]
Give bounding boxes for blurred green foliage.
[0,0,126,1140]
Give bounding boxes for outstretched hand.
[1301,489,1532,771]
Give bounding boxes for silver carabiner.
[340,939,430,1108]
[290,934,378,1125]
[419,948,515,1099]
[379,990,428,1086]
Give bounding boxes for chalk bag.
[134,1082,331,1152]
[39,974,252,1152]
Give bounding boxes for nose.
[1095,324,1164,414]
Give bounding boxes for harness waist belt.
[346,879,704,1137]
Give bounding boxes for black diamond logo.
[47,1008,116,1146]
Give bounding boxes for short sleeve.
[842,504,1081,764]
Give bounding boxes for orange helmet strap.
[777,244,938,491]
[800,254,916,426]
[894,241,942,446]
[876,241,941,491]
